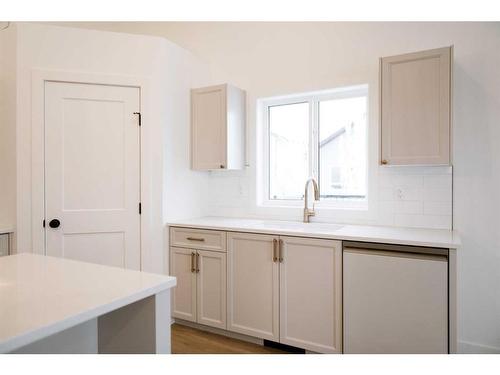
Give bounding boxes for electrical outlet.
[396,188,404,200]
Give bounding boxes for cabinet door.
[381,47,451,165]
[227,232,279,341]
[196,250,227,329]
[191,85,227,170]
[170,247,197,322]
[279,237,342,353]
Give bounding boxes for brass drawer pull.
[272,239,278,262]
[279,239,284,263]
[196,253,200,273]
[191,252,196,273]
[186,237,205,242]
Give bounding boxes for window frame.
[259,84,369,210]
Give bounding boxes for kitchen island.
[0,254,176,354]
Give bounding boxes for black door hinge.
[133,112,141,126]
[139,202,142,215]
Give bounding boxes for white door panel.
[45,82,140,269]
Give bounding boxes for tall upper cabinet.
[191,84,246,170]
[380,46,452,166]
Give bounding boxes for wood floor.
[171,324,290,354]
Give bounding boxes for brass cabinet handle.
[196,253,200,273]
[191,252,196,273]
[272,239,278,262]
[278,239,284,263]
[381,159,388,165]
[186,237,205,242]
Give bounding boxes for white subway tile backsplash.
[394,214,451,230]
[394,201,423,214]
[376,166,452,230]
[380,166,452,175]
[376,202,395,226]
[379,187,394,201]
[424,174,452,189]
[394,187,423,201]
[379,174,394,188]
[377,213,395,226]
[392,175,424,188]
[425,215,452,230]
[394,214,428,228]
[424,201,452,215]
[207,166,452,231]
[423,187,452,202]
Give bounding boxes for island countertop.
[0,254,176,353]
[168,216,460,249]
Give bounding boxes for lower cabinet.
[170,247,197,322]
[170,246,226,329]
[279,236,342,353]
[227,232,342,353]
[197,249,227,329]
[170,226,452,354]
[226,233,280,341]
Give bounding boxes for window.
[261,85,368,208]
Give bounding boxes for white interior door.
[45,81,141,269]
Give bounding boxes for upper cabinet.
[380,46,452,166]
[191,84,246,170]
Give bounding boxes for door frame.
[31,69,152,270]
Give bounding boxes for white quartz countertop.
[168,217,461,249]
[0,254,176,353]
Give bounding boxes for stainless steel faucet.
[303,178,320,223]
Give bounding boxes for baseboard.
[173,318,264,346]
[459,340,500,354]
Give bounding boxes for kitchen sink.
[259,220,344,233]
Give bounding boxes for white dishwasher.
[343,241,448,354]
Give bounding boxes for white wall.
[0,23,17,230]
[49,22,500,353]
[57,22,454,230]
[13,23,210,273]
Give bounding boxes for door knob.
[49,219,61,228]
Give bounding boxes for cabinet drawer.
[170,227,226,252]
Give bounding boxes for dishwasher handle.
[343,241,448,257]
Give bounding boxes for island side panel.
[155,289,171,354]
[97,290,171,354]
[98,295,155,353]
